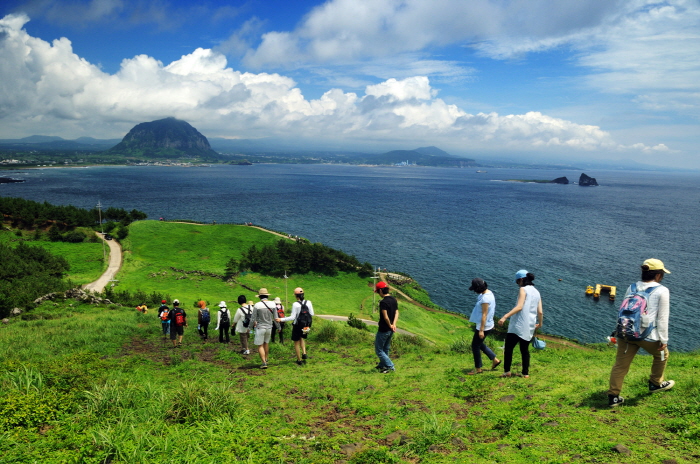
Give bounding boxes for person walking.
[467,278,501,375]
[271,297,286,344]
[197,300,210,341]
[252,288,276,369]
[497,270,543,378]
[607,259,675,407]
[374,281,398,373]
[157,300,170,340]
[233,295,252,355]
[168,299,187,348]
[215,301,231,344]
[276,287,314,366]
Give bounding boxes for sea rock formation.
[579,173,599,186]
[551,177,569,184]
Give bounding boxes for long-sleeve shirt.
[232,305,253,333]
[279,300,315,325]
[214,307,231,330]
[627,281,670,344]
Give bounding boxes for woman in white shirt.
[467,278,501,375]
[498,270,543,378]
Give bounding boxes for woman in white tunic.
[498,270,544,378]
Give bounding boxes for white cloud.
[0,13,665,158]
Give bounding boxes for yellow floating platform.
[585,285,594,295]
[593,284,616,301]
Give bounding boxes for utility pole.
[97,200,106,262]
[284,270,289,309]
[372,266,381,314]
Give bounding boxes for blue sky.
[1,0,698,168]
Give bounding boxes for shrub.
[315,321,339,342]
[450,336,472,354]
[347,313,369,331]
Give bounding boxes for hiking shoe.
[243,350,250,355]
[608,395,624,407]
[260,362,268,369]
[296,360,303,366]
[649,380,675,393]
[302,353,309,360]
[380,367,395,374]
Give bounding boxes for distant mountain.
[0,135,120,150]
[373,148,477,167]
[107,118,220,159]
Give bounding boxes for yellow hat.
[643,258,671,274]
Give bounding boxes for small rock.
[11,307,22,315]
[451,437,464,446]
[543,421,559,427]
[499,395,516,402]
[611,444,631,455]
[2,318,9,325]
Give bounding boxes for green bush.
[315,321,339,342]
[347,313,369,331]
[0,390,70,430]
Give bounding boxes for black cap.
[469,278,486,291]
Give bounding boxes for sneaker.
[608,395,624,407]
[243,350,250,355]
[380,367,395,374]
[649,380,675,393]
[260,362,268,369]
[302,353,308,360]
[296,360,303,366]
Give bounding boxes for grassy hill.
[1,222,699,463]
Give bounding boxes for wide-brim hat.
[274,297,281,303]
[258,288,269,297]
[217,301,227,308]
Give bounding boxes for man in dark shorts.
[276,287,314,366]
[168,299,187,348]
[375,281,399,373]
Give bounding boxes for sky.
[0,0,698,168]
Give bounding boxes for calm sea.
[2,164,699,351]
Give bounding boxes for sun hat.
[173,299,180,305]
[643,258,671,274]
[217,301,227,308]
[469,278,486,292]
[258,288,269,297]
[274,297,281,303]
[515,270,528,282]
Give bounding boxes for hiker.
[215,301,231,344]
[197,300,210,341]
[276,287,314,366]
[467,278,501,375]
[271,297,285,344]
[607,259,675,407]
[233,294,252,355]
[497,270,543,378]
[374,281,398,373]
[158,300,170,339]
[252,288,276,369]
[168,299,187,348]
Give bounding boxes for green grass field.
[1,221,699,463]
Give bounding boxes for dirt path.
[83,233,122,293]
[315,314,417,336]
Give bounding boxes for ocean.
[2,164,698,351]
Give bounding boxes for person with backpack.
[276,287,314,366]
[467,278,501,375]
[497,270,543,378]
[607,259,674,407]
[233,294,252,355]
[271,297,285,344]
[158,300,170,339]
[168,299,187,348]
[252,288,278,368]
[197,300,210,341]
[215,301,231,344]
[372,282,398,373]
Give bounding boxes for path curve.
[315,314,417,336]
[83,233,122,293]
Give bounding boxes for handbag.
[531,336,546,350]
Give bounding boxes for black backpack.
[296,300,312,328]
[241,306,252,328]
[219,308,230,325]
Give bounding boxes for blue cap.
[515,270,528,282]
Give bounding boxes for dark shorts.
[170,325,185,339]
[291,324,308,342]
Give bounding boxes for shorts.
[254,327,272,345]
[291,324,309,342]
[170,325,184,339]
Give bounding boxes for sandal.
[467,369,483,375]
[491,359,502,370]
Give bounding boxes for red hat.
[375,281,388,291]
[162,300,167,303]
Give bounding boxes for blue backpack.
[615,283,659,341]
